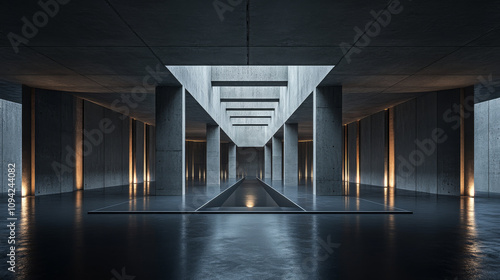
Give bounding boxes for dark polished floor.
[1,180,499,280]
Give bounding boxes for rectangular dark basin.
[198,178,303,212]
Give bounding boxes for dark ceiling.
[1,0,499,125]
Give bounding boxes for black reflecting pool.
[198,178,304,212]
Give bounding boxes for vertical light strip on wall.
[30,88,35,196]
[460,88,465,196]
[144,123,147,183]
[388,108,395,188]
[384,110,389,187]
[75,98,83,190]
[129,118,133,184]
[356,121,360,184]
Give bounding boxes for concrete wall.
[436,89,461,196]
[416,93,438,194]
[34,89,76,195]
[359,117,372,185]
[83,101,130,190]
[475,97,500,195]
[395,90,463,195]
[347,122,358,183]
[298,141,313,180]
[147,125,156,182]
[0,99,22,194]
[236,147,264,178]
[370,111,387,187]
[186,141,206,181]
[358,111,387,187]
[395,98,417,192]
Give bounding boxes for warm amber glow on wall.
[75,98,83,190]
[388,108,395,188]
[356,121,360,184]
[30,89,36,195]
[143,123,147,183]
[129,118,133,184]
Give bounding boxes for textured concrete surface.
[284,123,298,186]
[370,111,387,187]
[264,144,272,179]
[314,86,342,195]
[83,100,130,190]
[206,124,220,185]
[135,120,145,183]
[147,125,155,182]
[272,136,282,181]
[83,101,105,190]
[359,116,372,185]
[416,93,438,194]
[475,102,489,193]
[395,98,417,192]
[437,89,461,196]
[34,89,75,195]
[2,1,500,125]
[0,99,22,193]
[236,147,264,178]
[489,98,500,194]
[156,86,185,195]
[228,143,236,179]
[347,122,358,183]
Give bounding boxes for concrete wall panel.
[370,111,387,187]
[489,98,500,194]
[416,93,438,194]
[395,98,417,192]
[474,102,489,193]
[135,120,145,183]
[284,123,298,186]
[35,90,63,195]
[59,94,76,193]
[359,117,371,185]
[1,100,22,193]
[104,109,124,187]
[83,101,105,190]
[437,89,461,196]
[347,122,358,183]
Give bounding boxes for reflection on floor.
[0,180,499,279]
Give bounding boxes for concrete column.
[314,86,342,195]
[284,123,298,186]
[272,136,282,180]
[206,124,220,185]
[155,86,185,195]
[264,143,272,179]
[228,143,236,179]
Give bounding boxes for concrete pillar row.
[284,123,299,186]
[206,124,221,185]
[272,136,282,181]
[314,86,343,195]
